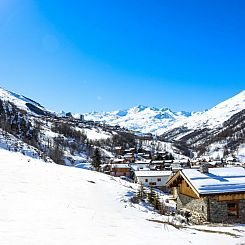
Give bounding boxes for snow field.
[0,149,244,245]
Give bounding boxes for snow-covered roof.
[134,161,150,164]
[111,158,125,163]
[130,164,150,171]
[123,154,134,157]
[182,167,245,195]
[131,165,150,171]
[226,156,235,161]
[134,170,172,177]
[151,160,164,164]
[173,159,189,163]
[111,164,130,169]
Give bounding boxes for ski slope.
[0,148,244,245]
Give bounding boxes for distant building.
[134,170,172,190]
[123,153,135,162]
[114,146,124,156]
[110,164,131,177]
[65,112,72,117]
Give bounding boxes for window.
[157,178,161,182]
[145,179,148,183]
[227,203,239,217]
[149,182,156,186]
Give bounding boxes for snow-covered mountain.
[85,105,193,134]
[84,91,245,160]
[165,90,245,134]
[0,87,50,116]
[85,91,245,136]
[161,91,245,160]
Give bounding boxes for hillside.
[0,86,244,162]
[0,87,159,167]
[0,148,244,245]
[165,90,245,133]
[161,91,245,161]
[0,87,50,116]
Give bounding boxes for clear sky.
[0,0,244,113]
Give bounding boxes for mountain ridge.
[84,104,194,134]
[84,91,245,136]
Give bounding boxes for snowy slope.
[166,90,245,133]
[0,87,49,115]
[0,129,43,160]
[85,105,193,134]
[0,148,244,245]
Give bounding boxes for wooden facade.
[179,179,199,199]
[110,166,131,177]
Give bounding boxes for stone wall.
[208,197,245,224]
[176,192,208,223]
[177,191,245,224]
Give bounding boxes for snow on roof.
[134,161,150,164]
[123,153,134,157]
[111,158,125,163]
[111,164,130,169]
[131,166,150,171]
[173,159,189,163]
[151,160,164,164]
[182,167,245,195]
[226,156,235,161]
[134,170,172,177]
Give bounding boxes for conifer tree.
[91,148,102,171]
[137,182,146,200]
[147,186,155,204]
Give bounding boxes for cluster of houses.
[107,146,245,224]
[108,147,190,189]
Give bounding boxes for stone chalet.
[166,166,245,224]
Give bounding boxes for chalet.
[110,164,131,177]
[226,156,236,163]
[123,153,135,162]
[150,160,165,170]
[134,170,172,191]
[114,146,124,156]
[166,166,245,224]
[170,163,183,172]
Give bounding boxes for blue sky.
[0,0,244,113]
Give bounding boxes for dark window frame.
[227,202,239,218]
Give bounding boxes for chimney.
[200,163,209,174]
